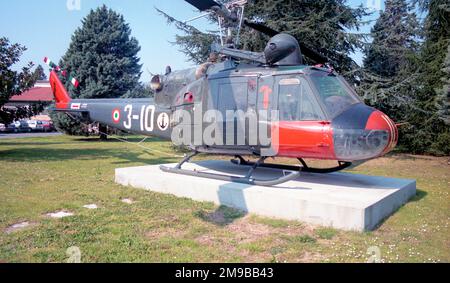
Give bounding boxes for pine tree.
[159,0,369,79]
[0,37,39,124]
[363,0,419,77]
[412,0,450,154]
[33,65,47,81]
[358,0,420,138]
[51,5,142,136]
[360,0,449,155]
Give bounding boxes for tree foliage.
[51,5,143,135]
[0,37,39,124]
[33,64,47,81]
[158,0,369,78]
[411,0,450,154]
[363,0,419,77]
[360,0,449,155]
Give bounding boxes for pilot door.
[210,76,257,149]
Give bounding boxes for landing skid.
[231,156,352,174]
[159,152,301,186]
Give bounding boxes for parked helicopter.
[48,0,398,186]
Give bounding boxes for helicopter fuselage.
[50,60,397,162]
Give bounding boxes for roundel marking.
[112,109,121,124]
[157,112,169,131]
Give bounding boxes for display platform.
[115,160,416,231]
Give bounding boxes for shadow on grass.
[194,205,246,227]
[0,147,176,165]
[75,136,167,143]
[410,189,428,202]
[388,153,441,161]
[370,188,427,231]
[0,142,66,147]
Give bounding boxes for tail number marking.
[124,105,133,129]
[124,105,155,132]
[140,105,155,132]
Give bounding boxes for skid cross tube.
[160,153,300,186]
[231,156,352,174]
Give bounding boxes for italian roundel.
[112,109,121,124]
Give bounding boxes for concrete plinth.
[115,160,416,231]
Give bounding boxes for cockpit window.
[309,71,361,118]
[278,78,323,121]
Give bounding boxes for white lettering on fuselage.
[123,104,157,132]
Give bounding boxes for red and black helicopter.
[48,0,398,186]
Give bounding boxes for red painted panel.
[366,111,398,155]
[271,121,336,159]
[49,71,71,109]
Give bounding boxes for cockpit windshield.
[309,70,361,118]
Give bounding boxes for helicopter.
[48,0,398,186]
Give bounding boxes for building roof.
[9,81,54,102]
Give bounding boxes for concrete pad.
[115,160,416,231]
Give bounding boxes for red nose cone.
[366,111,398,154]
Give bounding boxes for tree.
[51,5,142,137]
[159,0,369,80]
[33,64,47,81]
[358,0,420,149]
[363,0,419,77]
[122,82,154,98]
[360,0,449,155]
[0,37,39,124]
[411,0,450,155]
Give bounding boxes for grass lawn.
[0,135,449,263]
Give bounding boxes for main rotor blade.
[243,19,279,37]
[185,0,221,11]
[299,43,328,64]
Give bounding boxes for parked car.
[12,121,32,133]
[27,120,44,132]
[41,121,56,132]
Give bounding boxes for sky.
[0,0,384,82]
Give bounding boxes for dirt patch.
[5,221,37,234]
[226,217,272,243]
[121,198,135,204]
[83,204,98,209]
[145,228,187,240]
[45,211,74,218]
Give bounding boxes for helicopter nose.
[365,111,398,153]
[331,104,398,161]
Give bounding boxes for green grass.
[0,135,449,263]
[315,228,338,240]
